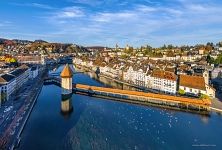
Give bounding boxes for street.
[0,69,46,149]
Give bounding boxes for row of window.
[183,87,200,93]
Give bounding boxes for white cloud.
[135,5,157,12]
[0,21,13,27]
[29,3,55,9]
[92,12,137,22]
[10,2,55,9]
[54,6,85,18]
[16,0,222,47]
[68,0,104,6]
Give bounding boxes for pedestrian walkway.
[211,98,222,113]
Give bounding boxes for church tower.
[60,64,73,95]
[203,70,209,85]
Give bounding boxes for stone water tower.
[60,64,73,95]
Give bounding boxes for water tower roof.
[60,64,73,78]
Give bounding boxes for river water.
[18,65,222,150]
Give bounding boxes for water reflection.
[200,115,209,124]
[88,72,138,91]
[61,94,73,118]
[18,65,222,150]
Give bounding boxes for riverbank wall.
[10,71,46,150]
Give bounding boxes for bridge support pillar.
[60,64,73,95]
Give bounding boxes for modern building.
[0,74,16,100]
[29,66,39,79]
[10,64,30,90]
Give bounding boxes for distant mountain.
[12,39,33,44]
[34,39,48,43]
[0,37,90,54]
[0,38,7,44]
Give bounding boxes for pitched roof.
[10,69,25,77]
[151,70,177,81]
[19,64,29,69]
[60,64,73,78]
[0,74,15,83]
[179,75,206,90]
[31,66,37,71]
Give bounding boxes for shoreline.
[100,73,222,114]
[75,91,210,116]
[8,70,47,150]
[76,66,222,114]
[11,81,43,150]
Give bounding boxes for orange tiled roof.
[151,70,177,81]
[60,64,73,78]
[179,74,206,90]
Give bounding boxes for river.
[18,65,222,150]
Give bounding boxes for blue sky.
[0,0,222,47]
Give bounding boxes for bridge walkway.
[44,77,211,112]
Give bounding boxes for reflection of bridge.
[44,77,61,87]
[44,77,211,112]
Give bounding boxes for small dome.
[60,64,73,78]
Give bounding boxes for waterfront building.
[29,66,39,79]
[205,84,216,98]
[99,63,109,74]
[0,74,16,100]
[179,74,215,98]
[179,75,207,96]
[134,69,147,87]
[150,70,177,94]
[9,64,30,91]
[124,66,135,83]
[0,85,2,105]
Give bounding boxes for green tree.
[10,58,17,63]
[120,54,128,59]
[205,45,212,52]
[206,54,215,64]
[167,44,173,50]
[215,53,222,64]
[178,89,185,95]
[124,47,133,54]
[161,44,167,50]
[199,94,209,100]
[142,45,152,56]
